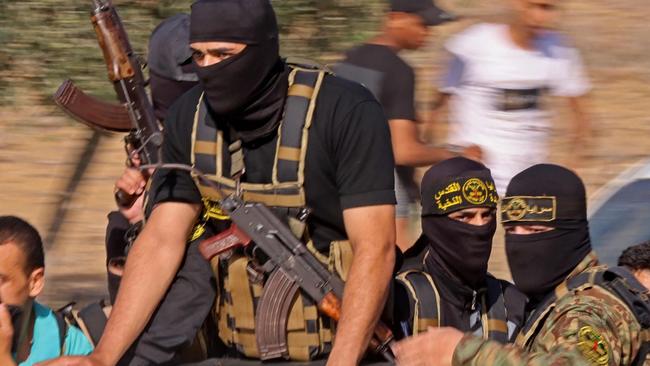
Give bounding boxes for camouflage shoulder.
[533,286,642,365]
[452,333,589,366]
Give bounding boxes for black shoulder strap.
[194,97,219,177]
[395,269,440,336]
[632,341,650,366]
[331,62,384,99]
[54,311,68,355]
[484,277,509,343]
[498,279,528,343]
[275,68,321,183]
[76,301,109,346]
[57,300,108,348]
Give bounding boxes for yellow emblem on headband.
[501,196,556,222]
[503,197,528,221]
[462,178,488,204]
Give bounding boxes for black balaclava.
[419,157,499,290]
[503,164,592,302]
[148,14,199,122]
[150,70,198,122]
[190,0,287,143]
[9,305,23,353]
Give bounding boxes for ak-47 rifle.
[198,194,396,362]
[53,0,162,207]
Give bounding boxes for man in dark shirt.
[340,0,480,251]
[106,13,198,305]
[47,1,396,365]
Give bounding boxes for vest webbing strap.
[76,301,108,346]
[191,67,326,208]
[54,311,68,355]
[484,278,509,343]
[193,94,218,176]
[197,184,304,208]
[395,270,440,336]
[274,69,322,184]
[396,268,510,342]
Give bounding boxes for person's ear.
[27,267,45,298]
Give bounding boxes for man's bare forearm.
[93,203,200,365]
[334,243,394,362]
[396,142,456,166]
[389,119,455,167]
[328,205,396,365]
[568,97,590,148]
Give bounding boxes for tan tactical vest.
[190,65,353,361]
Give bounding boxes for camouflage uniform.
[452,252,644,366]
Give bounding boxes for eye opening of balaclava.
[502,164,592,302]
[189,0,287,143]
[419,157,499,290]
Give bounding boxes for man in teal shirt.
[0,216,92,365]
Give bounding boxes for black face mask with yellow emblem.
[502,164,592,302]
[419,157,499,289]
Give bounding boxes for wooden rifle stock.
[317,293,395,361]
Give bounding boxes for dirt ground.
[1,0,649,308]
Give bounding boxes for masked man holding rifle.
[42,0,396,365]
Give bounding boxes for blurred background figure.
[618,241,650,290]
[336,0,481,251]
[433,0,591,194]
[147,14,199,122]
[105,13,198,304]
[0,216,93,365]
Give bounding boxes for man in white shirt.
[434,0,591,194]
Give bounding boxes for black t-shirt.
[343,44,416,121]
[148,68,396,251]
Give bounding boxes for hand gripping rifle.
[53,0,162,207]
[198,194,396,362]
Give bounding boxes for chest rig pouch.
[395,248,514,343]
[191,65,353,361]
[517,264,650,366]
